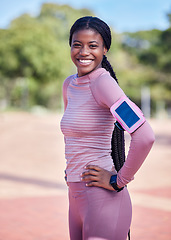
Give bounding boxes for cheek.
[96,51,104,62]
[70,49,76,62]
[95,47,105,58]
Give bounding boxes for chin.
[78,67,96,76]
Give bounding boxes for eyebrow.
[89,41,98,44]
[73,40,81,43]
[73,40,99,44]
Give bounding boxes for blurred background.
[0,1,171,240]
[0,0,171,116]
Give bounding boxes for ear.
[103,47,107,55]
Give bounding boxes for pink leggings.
[68,182,132,240]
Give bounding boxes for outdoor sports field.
[0,112,170,240]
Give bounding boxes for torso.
[60,68,116,182]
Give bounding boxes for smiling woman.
[70,29,107,77]
[60,16,155,240]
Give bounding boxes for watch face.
[110,175,117,184]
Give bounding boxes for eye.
[72,43,81,48]
[89,44,98,48]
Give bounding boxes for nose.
[80,46,89,56]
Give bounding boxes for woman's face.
[70,29,107,77]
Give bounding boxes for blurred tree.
[120,11,171,113]
[0,3,170,115]
[0,4,92,109]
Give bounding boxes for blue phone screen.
[115,101,140,128]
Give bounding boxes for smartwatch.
[110,175,124,192]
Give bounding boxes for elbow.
[143,128,155,149]
[148,132,155,147]
[133,121,155,148]
[147,122,155,146]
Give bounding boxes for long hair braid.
[102,55,118,83]
[102,55,125,171]
[69,16,125,172]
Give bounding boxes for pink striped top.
[60,68,155,186]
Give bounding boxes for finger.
[86,181,100,187]
[85,165,102,172]
[81,175,98,182]
[81,170,99,177]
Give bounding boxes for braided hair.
[69,16,125,172]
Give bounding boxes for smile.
[78,59,93,65]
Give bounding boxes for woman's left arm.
[116,120,155,188]
[81,121,155,190]
[81,73,155,190]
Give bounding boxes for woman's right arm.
[62,76,72,111]
[62,76,72,185]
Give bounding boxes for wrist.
[109,175,124,192]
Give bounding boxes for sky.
[0,0,171,33]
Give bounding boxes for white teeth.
[79,59,92,63]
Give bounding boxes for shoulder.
[63,75,74,90]
[62,75,75,110]
[91,69,123,96]
[62,75,74,101]
[90,69,125,108]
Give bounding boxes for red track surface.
[0,112,171,240]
